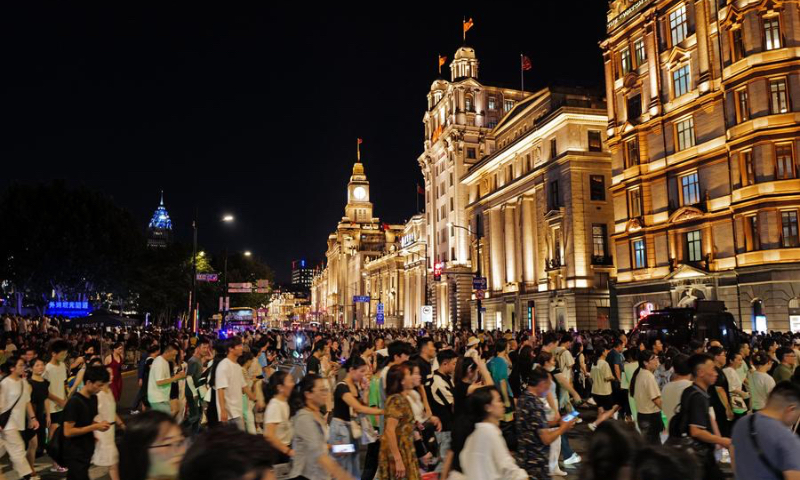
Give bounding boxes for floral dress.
[377,393,420,480]
[515,389,549,479]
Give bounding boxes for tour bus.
[225,307,257,330]
[630,301,740,350]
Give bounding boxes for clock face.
[353,186,366,200]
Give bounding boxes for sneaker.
[51,466,68,473]
[587,398,597,406]
[551,467,568,476]
[563,453,582,465]
[588,423,597,432]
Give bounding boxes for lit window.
[764,17,781,51]
[673,65,691,98]
[632,239,647,269]
[731,28,745,61]
[742,150,755,186]
[588,130,602,152]
[634,38,646,66]
[488,96,496,110]
[776,144,795,180]
[590,175,605,201]
[736,88,750,123]
[625,137,640,167]
[593,224,607,257]
[686,230,702,262]
[621,48,632,74]
[550,138,558,159]
[781,211,799,247]
[669,5,688,45]
[769,78,789,114]
[466,147,477,159]
[746,215,760,251]
[675,117,695,151]
[681,172,700,205]
[465,96,473,112]
[628,188,642,218]
[504,100,514,112]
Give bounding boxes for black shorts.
[593,393,615,411]
[50,411,64,426]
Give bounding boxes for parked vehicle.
[630,301,740,350]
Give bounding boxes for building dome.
[453,46,476,60]
[450,46,479,81]
[430,78,449,92]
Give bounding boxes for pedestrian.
[722,351,748,422]
[288,374,354,480]
[103,343,124,402]
[661,354,692,426]
[430,349,457,471]
[731,381,800,479]
[457,386,528,480]
[773,346,796,384]
[184,337,209,435]
[630,350,663,444]
[589,340,619,431]
[215,337,248,430]
[707,346,734,437]
[43,340,70,474]
[26,358,49,472]
[62,365,111,480]
[92,371,124,480]
[147,343,185,415]
[119,411,187,480]
[178,425,277,480]
[378,364,420,480]
[262,370,295,470]
[748,351,776,412]
[0,356,39,480]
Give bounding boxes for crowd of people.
[2,313,800,479]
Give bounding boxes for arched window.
[752,299,767,332]
[465,95,474,112]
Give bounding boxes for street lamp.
[222,214,235,223]
[244,251,252,257]
[448,221,484,330]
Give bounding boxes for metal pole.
[190,212,198,333]
[476,228,483,331]
[222,248,228,330]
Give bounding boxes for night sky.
[1,4,608,282]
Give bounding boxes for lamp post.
[220,214,235,330]
[448,221,483,330]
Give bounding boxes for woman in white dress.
[92,369,125,480]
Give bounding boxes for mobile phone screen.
[332,444,356,453]
[562,411,580,422]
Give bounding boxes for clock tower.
[344,160,373,223]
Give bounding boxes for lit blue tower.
[147,190,173,248]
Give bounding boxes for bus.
[225,307,257,330]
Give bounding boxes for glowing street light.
[198,251,205,257]
[222,214,235,222]
[244,251,252,257]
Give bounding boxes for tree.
[210,251,275,311]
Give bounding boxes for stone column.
[694,0,711,85]
[490,207,506,291]
[645,18,661,113]
[522,197,536,283]
[603,50,617,131]
[504,205,517,285]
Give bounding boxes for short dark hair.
[767,381,800,408]
[417,337,434,352]
[672,354,691,376]
[523,366,550,388]
[494,338,508,354]
[777,346,794,363]
[179,425,277,480]
[226,337,243,353]
[688,353,713,377]
[436,349,458,365]
[707,346,725,358]
[147,344,161,355]
[752,351,772,367]
[84,365,110,384]
[196,337,210,347]
[560,334,572,345]
[542,332,558,346]
[388,341,412,362]
[50,340,69,355]
[165,342,180,353]
[312,342,326,354]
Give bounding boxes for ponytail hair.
[629,349,653,397]
[290,373,321,417]
[262,370,288,406]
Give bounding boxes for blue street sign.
[376,302,384,325]
[473,276,487,290]
[353,295,370,303]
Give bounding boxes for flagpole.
[520,53,524,94]
[416,185,419,213]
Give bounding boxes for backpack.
[665,386,706,455]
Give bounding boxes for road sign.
[473,276,487,290]
[376,302,384,325]
[353,295,370,303]
[196,273,218,282]
[229,282,252,289]
[421,305,433,323]
[475,290,485,299]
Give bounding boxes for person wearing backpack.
[671,353,732,480]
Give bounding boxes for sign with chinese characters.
[353,295,370,303]
[229,282,252,289]
[376,302,384,325]
[47,300,92,318]
[196,273,218,282]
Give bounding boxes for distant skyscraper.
[291,259,315,290]
[147,191,173,248]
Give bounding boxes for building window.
[449,172,454,186]
[776,144,795,180]
[525,153,531,171]
[627,94,642,120]
[742,150,756,186]
[590,175,605,201]
[669,5,688,45]
[588,130,602,152]
[621,48,632,74]
[450,197,454,212]
[764,16,781,51]
[769,78,789,114]
[504,100,514,112]
[781,210,799,247]
[466,147,477,159]
[735,88,750,123]
[731,28,745,61]
[634,38,646,66]
[681,172,700,205]
[549,181,561,210]
[592,224,607,257]
[673,64,691,98]
[746,215,760,251]
[550,138,557,159]
[488,96,496,110]
[628,188,642,218]
[625,137,640,168]
[488,120,497,128]
[465,95,474,112]
[686,230,702,262]
[632,239,647,269]
[675,117,695,151]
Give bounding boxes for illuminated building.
[291,259,315,290]
[310,157,403,327]
[603,0,800,331]
[146,191,173,249]
[419,45,528,328]
[463,87,612,330]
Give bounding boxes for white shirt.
[264,397,293,446]
[148,356,172,404]
[459,422,528,480]
[216,358,245,419]
[661,378,692,426]
[0,377,30,431]
[748,370,776,411]
[43,361,67,413]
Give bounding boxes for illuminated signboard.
[47,301,92,318]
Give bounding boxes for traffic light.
[433,262,443,281]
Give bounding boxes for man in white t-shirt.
[148,343,185,414]
[215,337,247,430]
[661,354,693,427]
[1,356,39,478]
[43,340,70,472]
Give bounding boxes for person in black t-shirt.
[63,366,111,480]
[306,342,324,376]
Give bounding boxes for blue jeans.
[435,431,452,473]
[329,417,360,478]
[561,433,575,459]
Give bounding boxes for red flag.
[357,138,363,145]
[417,184,425,195]
[522,55,532,71]
[382,222,390,231]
